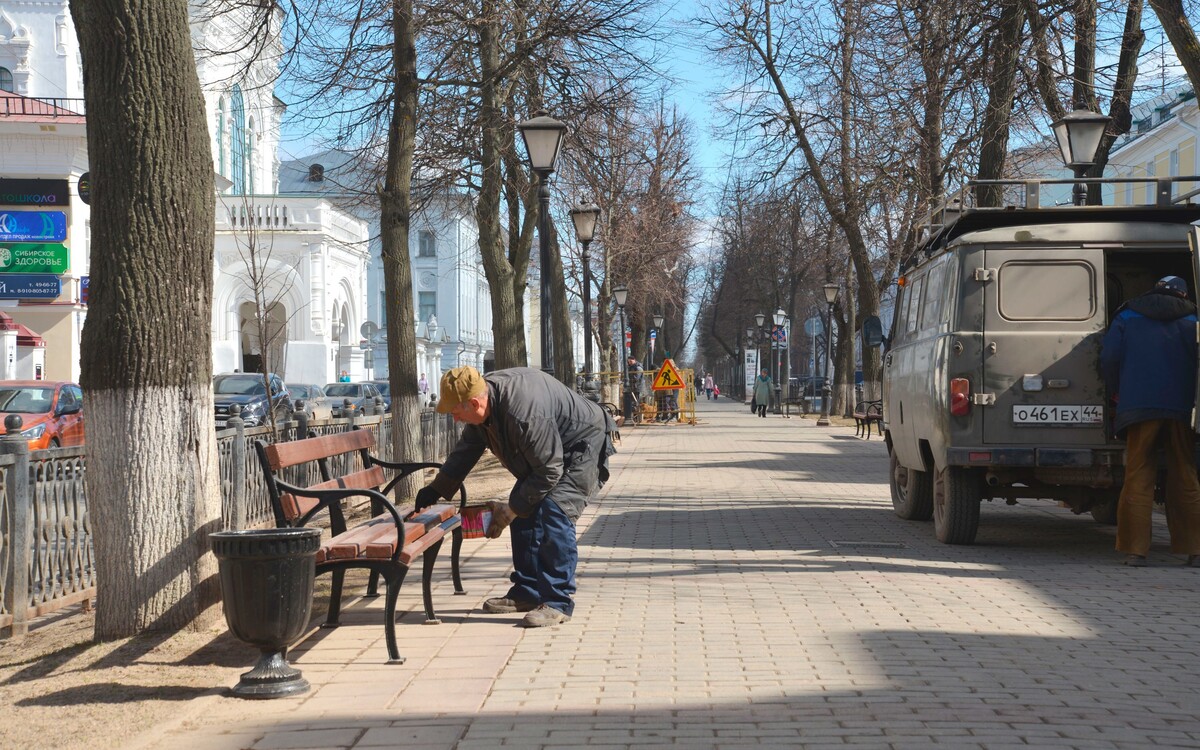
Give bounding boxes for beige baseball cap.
[436,366,488,413]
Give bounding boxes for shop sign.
[0,243,69,274]
[0,211,67,242]
[0,179,69,206]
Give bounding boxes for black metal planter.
[211,528,321,699]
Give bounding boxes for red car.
[0,381,85,449]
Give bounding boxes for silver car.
[288,383,334,421]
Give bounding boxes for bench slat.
[266,430,375,471]
[280,466,388,521]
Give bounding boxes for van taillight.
[950,378,970,416]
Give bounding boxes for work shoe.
[482,597,537,614]
[1123,554,1148,567]
[520,604,571,628]
[1187,555,1200,567]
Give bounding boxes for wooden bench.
[254,429,465,664]
[853,399,883,439]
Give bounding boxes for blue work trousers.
[505,498,578,616]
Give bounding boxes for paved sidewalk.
[153,399,1200,749]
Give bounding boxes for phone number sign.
[0,274,62,299]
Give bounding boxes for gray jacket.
[430,368,615,520]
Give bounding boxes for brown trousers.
[1116,419,1200,556]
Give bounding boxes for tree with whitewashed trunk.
[69,0,222,638]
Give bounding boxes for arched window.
[216,96,227,178]
[0,68,12,93]
[230,85,246,194]
[246,117,256,195]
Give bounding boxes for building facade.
[0,2,370,385]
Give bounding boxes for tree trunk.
[381,0,423,499]
[1090,0,1144,204]
[1150,0,1200,95]
[975,0,1026,207]
[548,219,575,385]
[70,0,221,638]
[476,4,526,369]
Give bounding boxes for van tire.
[890,448,933,520]
[934,466,981,544]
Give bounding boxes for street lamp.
[517,110,569,376]
[614,283,633,421]
[817,283,839,426]
[569,198,601,399]
[772,307,785,414]
[1050,108,1110,206]
[652,312,665,368]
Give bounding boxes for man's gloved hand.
[414,486,442,512]
[485,500,517,538]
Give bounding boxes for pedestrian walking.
[417,372,429,395]
[703,372,714,400]
[415,366,617,626]
[1100,275,1200,567]
[752,369,773,418]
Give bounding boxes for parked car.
[324,382,383,417]
[365,380,392,412]
[213,372,292,428]
[0,381,85,449]
[287,383,335,421]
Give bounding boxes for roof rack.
[902,175,1200,273]
[922,175,1200,239]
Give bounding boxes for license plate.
[1012,404,1103,425]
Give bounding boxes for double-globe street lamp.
[1050,108,1110,206]
[817,283,840,427]
[569,198,601,400]
[517,111,569,376]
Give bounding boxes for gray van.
[865,177,1200,544]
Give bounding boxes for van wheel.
[890,448,933,521]
[1089,492,1120,525]
[933,466,981,544]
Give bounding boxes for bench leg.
[366,571,381,598]
[451,526,466,595]
[322,569,345,629]
[421,538,445,624]
[383,568,408,664]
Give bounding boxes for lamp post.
[1050,108,1110,206]
[817,284,839,426]
[614,283,633,421]
[652,312,665,368]
[569,198,601,399]
[517,110,569,376]
[772,307,785,414]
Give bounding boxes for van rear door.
[981,249,1108,445]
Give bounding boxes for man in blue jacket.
[1101,275,1200,566]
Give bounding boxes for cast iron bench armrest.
[271,480,408,560]
[367,458,468,508]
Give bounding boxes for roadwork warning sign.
[651,359,685,391]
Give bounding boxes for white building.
[0,2,370,385]
[278,152,496,383]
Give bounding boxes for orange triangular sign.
[651,359,685,391]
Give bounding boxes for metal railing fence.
[1,407,460,639]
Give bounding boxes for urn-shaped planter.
[211,528,321,699]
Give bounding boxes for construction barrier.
[590,365,696,426]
